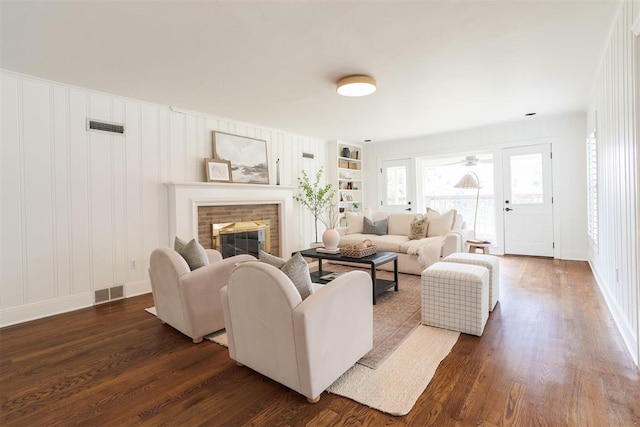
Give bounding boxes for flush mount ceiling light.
[336,75,376,97]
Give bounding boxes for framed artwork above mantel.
[212,131,269,184]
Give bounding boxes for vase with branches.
[294,167,336,244]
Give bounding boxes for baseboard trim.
[0,293,94,328]
[125,280,151,298]
[589,261,639,367]
[0,280,153,328]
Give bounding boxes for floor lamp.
[454,172,480,241]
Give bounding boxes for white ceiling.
[0,1,617,143]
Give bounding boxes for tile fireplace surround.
[166,182,297,258]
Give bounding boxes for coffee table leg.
[371,265,377,305]
[394,258,399,291]
[318,259,323,276]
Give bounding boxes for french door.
[502,144,554,256]
[380,159,414,213]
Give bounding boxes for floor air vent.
[94,285,125,304]
[86,119,125,135]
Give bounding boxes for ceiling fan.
[444,155,492,167]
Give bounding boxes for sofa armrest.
[336,226,348,237]
[292,270,373,399]
[442,231,462,258]
[206,249,223,263]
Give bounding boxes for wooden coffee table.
[296,248,399,305]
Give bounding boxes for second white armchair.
[149,247,255,343]
[221,261,373,402]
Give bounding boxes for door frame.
[500,141,555,257]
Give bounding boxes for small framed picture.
[205,158,233,183]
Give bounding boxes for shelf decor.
[204,158,232,183]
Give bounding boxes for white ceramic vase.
[322,228,340,250]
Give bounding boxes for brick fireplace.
[198,204,280,256]
[166,182,296,259]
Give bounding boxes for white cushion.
[426,208,457,237]
[370,211,389,222]
[345,212,364,234]
[388,213,421,236]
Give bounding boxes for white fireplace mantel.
[166,182,297,257]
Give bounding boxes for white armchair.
[221,261,373,402]
[149,247,255,343]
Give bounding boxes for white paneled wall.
[0,71,328,326]
[587,1,639,366]
[364,112,589,261]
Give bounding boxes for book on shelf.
[319,272,344,281]
[467,239,492,245]
[316,247,340,254]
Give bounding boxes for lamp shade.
[454,171,480,240]
[454,173,480,189]
[336,75,376,97]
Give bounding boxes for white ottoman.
[442,252,500,312]
[421,262,489,336]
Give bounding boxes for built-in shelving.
[329,141,363,223]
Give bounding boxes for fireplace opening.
[212,220,271,258]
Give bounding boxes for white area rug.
[205,325,458,416]
[327,325,459,416]
[144,307,227,344]
[205,330,228,346]
[144,307,459,416]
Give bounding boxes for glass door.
[380,159,414,213]
[502,144,554,256]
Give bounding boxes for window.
[586,130,598,249]
[418,154,495,242]
[509,153,544,204]
[386,165,407,205]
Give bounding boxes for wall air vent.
[86,119,125,135]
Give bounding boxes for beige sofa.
[336,209,471,275]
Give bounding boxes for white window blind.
[586,131,598,249]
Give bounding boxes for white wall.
[587,0,639,367]
[363,112,589,260]
[0,71,328,326]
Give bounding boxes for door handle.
[405,207,412,211]
[505,207,513,212]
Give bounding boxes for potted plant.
[294,167,336,245]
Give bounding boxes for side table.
[467,241,491,254]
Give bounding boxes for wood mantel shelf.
[165,182,296,191]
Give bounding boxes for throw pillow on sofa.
[345,212,365,234]
[425,208,457,237]
[259,250,313,300]
[174,237,210,270]
[363,217,388,235]
[408,217,429,240]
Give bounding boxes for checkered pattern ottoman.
[442,252,500,312]
[421,262,489,336]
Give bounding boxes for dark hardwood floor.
[1,256,639,426]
